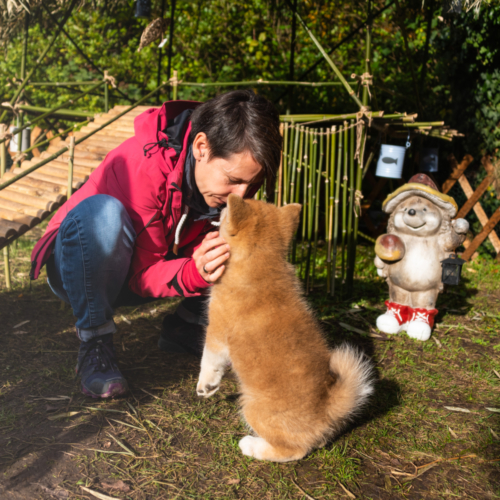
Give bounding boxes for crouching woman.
[30,90,282,398]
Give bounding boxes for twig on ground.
[291,478,317,500]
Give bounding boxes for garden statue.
[374,173,469,341]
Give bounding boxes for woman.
[30,90,282,398]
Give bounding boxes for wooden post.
[172,70,178,101]
[277,122,284,207]
[462,207,500,261]
[67,136,75,197]
[3,245,11,290]
[0,124,6,178]
[104,81,109,113]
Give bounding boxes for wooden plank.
[456,174,494,219]
[0,221,17,239]
[0,208,40,227]
[0,197,48,219]
[0,189,57,211]
[462,207,500,261]
[457,175,500,253]
[442,154,473,194]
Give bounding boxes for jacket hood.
[134,100,201,175]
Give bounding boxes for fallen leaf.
[47,411,80,420]
[227,478,240,485]
[80,486,122,500]
[465,267,477,273]
[444,406,471,413]
[485,407,500,413]
[13,320,30,329]
[491,429,499,440]
[149,308,157,314]
[493,370,500,380]
[103,441,112,449]
[448,426,458,439]
[13,330,28,334]
[101,480,130,493]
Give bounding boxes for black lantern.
[135,0,151,18]
[441,254,466,286]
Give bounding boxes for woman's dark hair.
[189,89,282,198]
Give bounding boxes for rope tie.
[351,72,373,99]
[0,124,12,141]
[354,189,364,218]
[1,101,20,117]
[13,152,27,164]
[103,71,117,88]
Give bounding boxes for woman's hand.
[192,231,230,283]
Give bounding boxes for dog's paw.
[239,436,258,458]
[196,380,220,398]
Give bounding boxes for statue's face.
[393,195,443,236]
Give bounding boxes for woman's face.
[192,132,263,208]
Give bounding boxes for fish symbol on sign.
[381,157,398,165]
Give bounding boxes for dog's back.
[202,195,373,462]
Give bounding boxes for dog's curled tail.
[327,344,374,428]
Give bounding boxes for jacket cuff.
[181,258,212,293]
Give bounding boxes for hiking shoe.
[76,334,128,398]
[158,313,205,357]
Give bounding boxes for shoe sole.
[81,381,128,399]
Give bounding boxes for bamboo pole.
[28,81,102,86]
[67,137,75,198]
[0,0,78,124]
[288,7,363,108]
[0,104,92,119]
[0,79,172,192]
[311,129,323,291]
[346,120,356,295]
[0,125,6,178]
[325,128,331,293]
[104,81,109,113]
[179,80,355,88]
[290,125,300,264]
[172,70,179,100]
[327,126,336,294]
[0,82,104,145]
[3,245,11,290]
[282,123,289,205]
[304,130,315,294]
[277,123,284,207]
[300,129,309,279]
[331,125,343,297]
[341,122,349,292]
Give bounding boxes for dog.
[196,194,374,462]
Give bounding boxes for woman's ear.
[226,194,252,234]
[279,203,302,245]
[192,132,209,161]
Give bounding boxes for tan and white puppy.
[196,195,373,462]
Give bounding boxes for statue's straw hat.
[382,173,458,217]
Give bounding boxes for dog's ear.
[279,203,302,245]
[226,194,252,234]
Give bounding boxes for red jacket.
[31,100,215,298]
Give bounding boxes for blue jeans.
[46,194,157,342]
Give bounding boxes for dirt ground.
[0,237,499,500]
